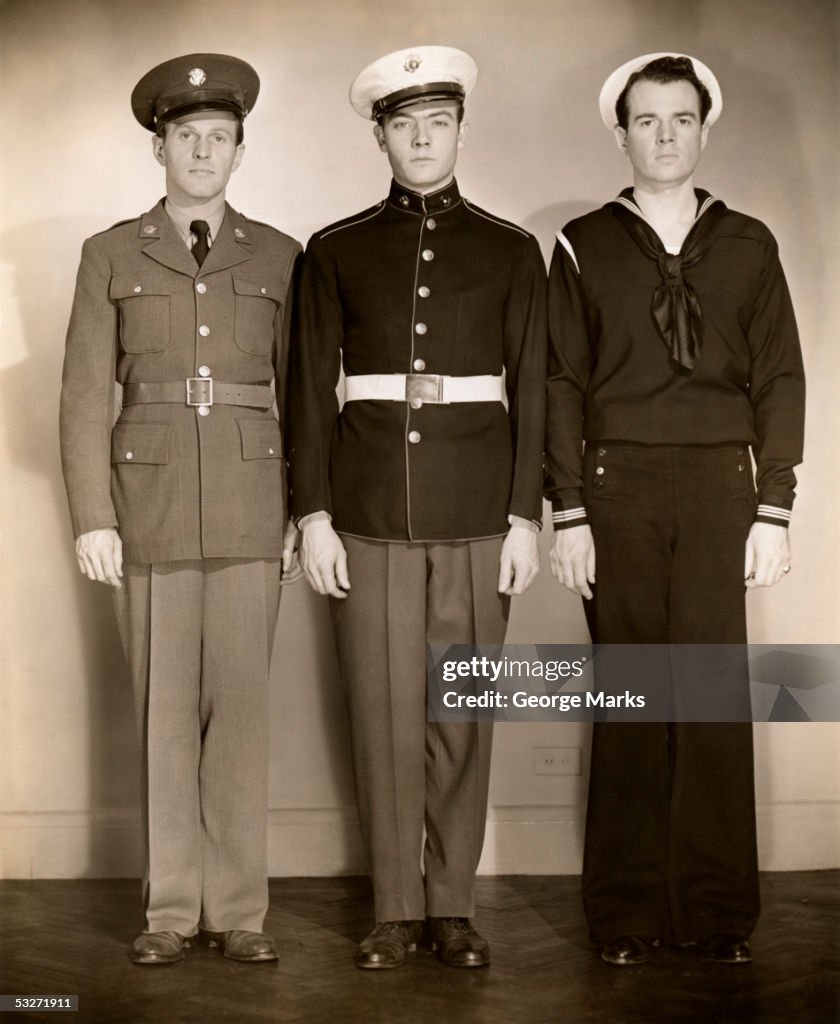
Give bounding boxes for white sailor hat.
[598,52,723,130]
[349,45,478,121]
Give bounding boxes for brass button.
[738,464,745,471]
[198,365,211,377]
[408,430,421,444]
[597,447,606,456]
[595,466,605,475]
[418,286,430,298]
[410,397,423,410]
[196,282,207,294]
[125,451,134,460]
[415,322,427,335]
[422,249,434,262]
[260,286,267,295]
[399,195,409,207]
[268,447,275,455]
[197,405,210,417]
[413,358,426,371]
[198,325,210,337]
[133,285,142,294]
[426,218,437,230]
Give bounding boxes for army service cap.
[349,45,478,121]
[131,53,260,131]
[598,52,722,130]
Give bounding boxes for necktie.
[190,220,210,268]
[608,190,727,371]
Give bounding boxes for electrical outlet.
[533,746,581,775]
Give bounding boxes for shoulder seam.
[320,202,386,240]
[462,199,530,239]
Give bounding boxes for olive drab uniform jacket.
[60,200,300,564]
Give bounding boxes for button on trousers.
[580,443,760,944]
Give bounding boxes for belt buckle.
[406,374,443,404]
[186,377,213,407]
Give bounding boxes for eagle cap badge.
[188,68,207,87]
[403,54,422,73]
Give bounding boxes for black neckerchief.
[607,187,727,371]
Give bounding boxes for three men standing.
[545,54,805,965]
[60,54,300,964]
[288,46,546,969]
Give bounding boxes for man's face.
[615,79,708,190]
[153,114,244,206]
[374,100,464,194]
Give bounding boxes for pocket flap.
[232,273,284,302]
[112,422,171,464]
[109,274,172,300]
[238,419,283,460]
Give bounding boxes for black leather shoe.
[427,917,490,968]
[129,931,188,965]
[355,921,423,969]
[204,930,278,962]
[702,933,752,964]
[601,935,654,966]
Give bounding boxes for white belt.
[344,373,504,404]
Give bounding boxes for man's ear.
[613,125,628,153]
[231,142,245,174]
[456,121,467,151]
[152,133,166,166]
[700,120,709,152]
[373,122,387,152]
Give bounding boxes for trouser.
[112,558,282,936]
[580,443,761,944]
[330,535,509,922]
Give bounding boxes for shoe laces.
[438,917,471,933]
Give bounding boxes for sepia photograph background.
[1,0,838,882]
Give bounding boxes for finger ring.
[783,565,791,574]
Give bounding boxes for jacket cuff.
[551,498,588,531]
[755,492,793,528]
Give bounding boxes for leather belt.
[122,379,274,409]
[344,373,504,404]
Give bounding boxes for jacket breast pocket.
[238,419,284,538]
[110,274,172,353]
[233,273,283,355]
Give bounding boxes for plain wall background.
[1,0,838,878]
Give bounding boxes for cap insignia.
[188,68,207,87]
[403,54,423,73]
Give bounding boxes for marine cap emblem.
[188,68,207,87]
[403,54,422,73]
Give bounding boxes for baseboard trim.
[1,801,837,878]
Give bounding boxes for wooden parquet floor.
[0,873,837,1024]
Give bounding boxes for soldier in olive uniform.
[288,46,546,970]
[60,54,300,965]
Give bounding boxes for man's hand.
[498,526,540,596]
[549,524,596,599]
[281,520,304,583]
[744,522,791,588]
[300,519,350,598]
[76,528,123,587]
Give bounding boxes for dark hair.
[156,116,244,146]
[615,56,712,129]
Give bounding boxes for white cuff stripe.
[757,505,792,520]
[552,508,587,521]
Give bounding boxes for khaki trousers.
[113,558,282,936]
[330,536,509,922]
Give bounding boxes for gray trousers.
[113,558,282,936]
[330,535,509,922]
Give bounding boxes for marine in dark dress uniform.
[288,45,546,969]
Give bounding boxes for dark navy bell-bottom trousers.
[580,443,761,944]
